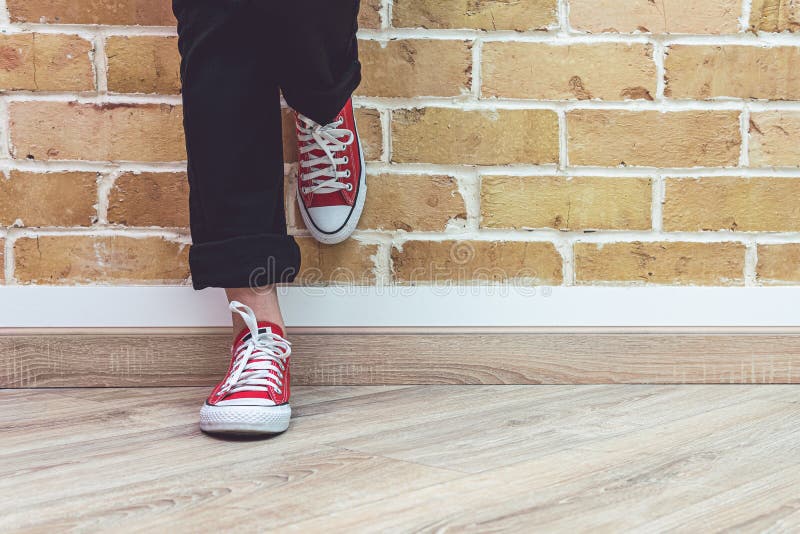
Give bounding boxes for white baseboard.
[0,285,799,328]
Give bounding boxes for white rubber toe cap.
[307,205,353,233]
[200,403,291,434]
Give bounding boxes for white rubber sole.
[199,403,291,435]
[297,125,367,245]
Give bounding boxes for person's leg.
[273,0,362,125]
[226,286,284,336]
[175,0,300,296]
[175,0,295,434]
[270,0,367,244]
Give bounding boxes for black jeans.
[173,0,362,289]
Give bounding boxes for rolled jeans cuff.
[189,233,301,289]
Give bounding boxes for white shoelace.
[216,301,291,398]
[297,113,355,195]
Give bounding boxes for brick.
[567,110,741,167]
[14,236,189,284]
[481,176,652,230]
[358,40,472,98]
[293,174,462,234]
[0,171,97,227]
[393,0,557,30]
[355,108,383,161]
[284,173,302,232]
[750,0,800,32]
[574,241,745,285]
[295,238,377,284]
[569,0,741,34]
[757,244,800,284]
[664,177,800,232]
[283,107,382,163]
[106,36,180,94]
[8,0,176,26]
[749,111,800,167]
[282,110,298,163]
[392,108,559,165]
[0,33,94,92]
[359,174,466,231]
[359,0,381,29]
[10,102,185,162]
[666,45,800,100]
[391,240,563,284]
[482,43,656,101]
[107,172,189,228]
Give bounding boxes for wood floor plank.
[638,468,800,532]
[5,331,800,386]
[280,396,800,532]
[3,385,800,532]
[2,446,459,532]
[325,384,790,473]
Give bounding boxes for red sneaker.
[295,98,366,244]
[200,301,291,435]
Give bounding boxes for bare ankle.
[225,286,286,342]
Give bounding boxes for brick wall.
[1,0,800,286]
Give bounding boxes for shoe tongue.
[234,321,284,348]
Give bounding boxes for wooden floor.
[3,385,800,532]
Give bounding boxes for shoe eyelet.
[346,183,353,191]
[343,156,349,163]
[345,170,351,178]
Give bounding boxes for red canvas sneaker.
[200,301,292,435]
[295,98,366,244]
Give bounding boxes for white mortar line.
[95,170,118,225]
[739,106,751,167]
[4,228,31,285]
[0,97,10,159]
[657,33,800,46]
[353,96,800,112]
[651,174,665,232]
[557,109,568,170]
[359,28,800,46]
[567,166,800,177]
[2,229,12,284]
[7,226,191,241]
[559,231,800,244]
[380,109,392,163]
[367,162,557,176]
[4,159,800,179]
[9,23,177,36]
[356,226,800,245]
[7,19,800,45]
[367,162,800,178]
[3,91,800,113]
[11,225,800,249]
[654,40,667,100]
[92,32,108,94]
[4,93,183,105]
[0,159,187,173]
[0,0,9,26]
[556,237,575,286]
[747,234,800,244]
[368,242,390,285]
[353,224,393,278]
[456,169,481,232]
[740,0,754,33]
[561,0,572,33]
[744,240,758,286]
[381,0,391,31]
[471,37,483,99]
